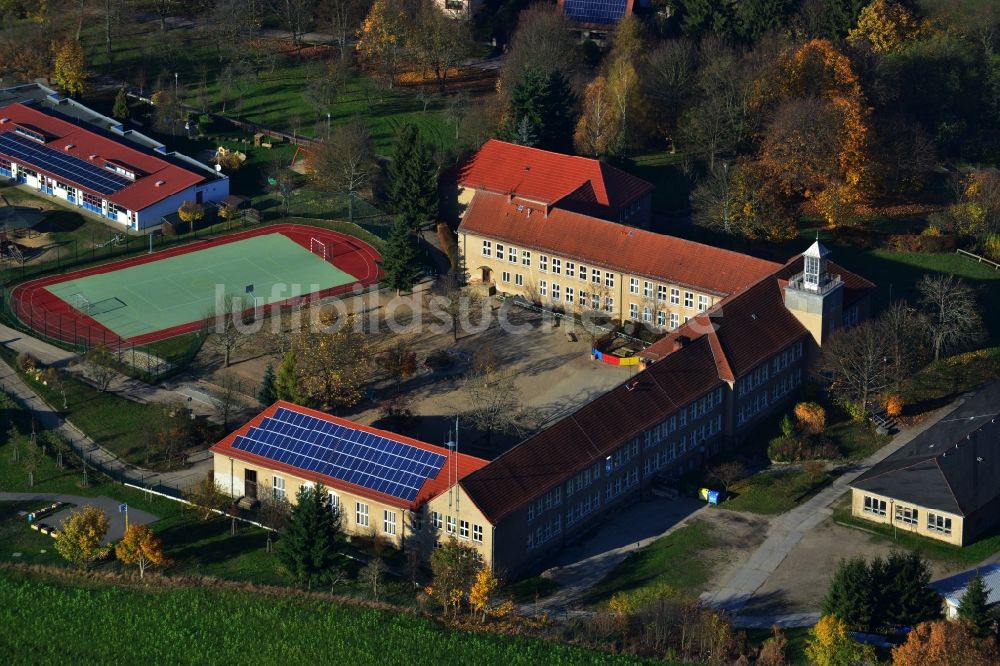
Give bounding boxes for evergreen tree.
[503,67,578,153]
[275,350,301,404]
[958,572,993,639]
[380,218,423,294]
[822,556,877,631]
[882,550,943,629]
[258,363,277,405]
[276,483,342,590]
[387,124,439,231]
[112,87,129,120]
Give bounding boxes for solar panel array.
[232,407,447,502]
[0,132,132,196]
[563,0,629,25]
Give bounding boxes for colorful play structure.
[591,348,641,366]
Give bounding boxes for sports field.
[43,234,354,339]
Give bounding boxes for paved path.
[0,359,211,494]
[0,322,76,367]
[701,394,975,615]
[0,492,159,543]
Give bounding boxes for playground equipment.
[212,146,247,171]
[95,233,126,249]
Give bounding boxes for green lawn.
[825,419,891,461]
[0,502,66,566]
[584,520,714,608]
[0,568,654,666]
[721,468,833,515]
[899,347,1000,412]
[831,497,1000,565]
[507,575,563,604]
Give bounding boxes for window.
[579,265,587,282]
[539,255,548,272]
[579,291,588,306]
[592,269,601,285]
[431,511,442,530]
[501,271,510,283]
[657,285,667,302]
[515,274,523,286]
[356,502,369,527]
[539,280,547,296]
[591,293,600,309]
[508,246,517,263]
[604,297,614,313]
[657,310,666,327]
[272,476,286,500]
[566,262,575,278]
[895,505,918,525]
[459,519,469,539]
[522,250,531,267]
[551,283,560,300]
[482,240,491,257]
[473,524,483,543]
[565,286,574,303]
[644,281,653,299]
[863,496,886,516]
[670,288,680,305]
[629,303,638,320]
[669,312,679,329]
[495,243,504,259]
[383,510,397,535]
[605,273,615,288]
[684,292,694,308]
[552,258,561,274]
[643,306,652,323]
[446,515,456,534]
[698,295,709,311]
[630,277,639,295]
[328,492,340,512]
[927,513,952,535]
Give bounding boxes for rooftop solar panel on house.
[0,131,132,196]
[563,0,629,25]
[232,407,447,502]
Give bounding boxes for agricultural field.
[0,568,656,666]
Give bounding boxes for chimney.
[64,144,74,151]
[673,335,690,351]
[155,180,165,187]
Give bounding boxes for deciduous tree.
[178,201,205,227]
[468,567,500,623]
[918,274,983,361]
[574,75,616,157]
[817,320,891,417]
[359,556,388,601]
[53,39,87,97]
[83,345,117,392]
[708,461,746,492]
[430,537,483,617]
[805,615,877,666]
[307,119,375,221]
[55,505,111,566]
[892,619,1000,665]
[115,523,169,578]
[462,354,538,452]
[293,313,370,410]
[499,4,580,94]
[847,0,921,53]
[277,483,342,590]
[405,1,471,92]
[185,474,232,520]
[356,0,408,88]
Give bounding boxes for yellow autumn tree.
[177,201,204,226]
[847,0,922,54]
[468,567,500,623]
[293,312,370,410]
[55,505,111,565]
[115,523,170,579]
[794,401,827,435]
[805,615,877,666]
[574,76,617,157]
[356,0,408,89]
[53,39,87,97]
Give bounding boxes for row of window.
[527,515,562,550]
[771,369,803,402]
[772,341,804,374]
[737,389,770,426]
[566,462,603,499]
[606,468,639,501]
[863,496,955,537]
[628,278,708,311]
[538,280,615,313]
[526,485,563,522]
[738,364,771,398]
[429,511,485,542]
[565,491,601,528]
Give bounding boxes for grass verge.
[721,468,833,515]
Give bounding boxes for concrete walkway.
[701,394,976,616]
[0,359,212,494]
[0,322,76,367]
[0,492,159,543]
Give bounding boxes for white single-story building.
[932,563,1000,620]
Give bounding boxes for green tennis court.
[44,233,357,339]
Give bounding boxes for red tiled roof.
[458,140,651,218]
[0,102,205,212]
[460,336,724,523]
[210,401,489,511]
[459,191,781,296]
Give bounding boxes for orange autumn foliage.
[794,401,827,435]
[891,620,1000,666]
[886,394,904,418]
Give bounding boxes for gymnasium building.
[0,84,228,231]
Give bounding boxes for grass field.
[721,468,833,514]
[0,569,654,666]
[45,233,356,339]
[584,520,714,608]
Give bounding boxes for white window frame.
[459,519,469,539]
[473,524,483,543]
[629,303,638,319]
[515,273,524,286]
[551,258,561,275]
[495,242,504,260]
[539,255,548,272]
[579,265,587,281]
[670,288,679,305]
[272,476,286,501]
[698,295,709,311]
[605,273,615,288]
[508,246,517,263]
[684,292,694,309]
[482,240,492,257]
[383,510,397,535]
[565,262,575,278]
[501,271,510,283]
[521,250,531,267]
[446,515,456,534]
[356,502,369,527]
[629,277,639,295]
[551,282,560,300]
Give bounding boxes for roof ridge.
[935,454,967,516]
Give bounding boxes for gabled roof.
[459,191,780,296]
[460,336,724,523]
[0,101,205,211]
[458,140,651,219]
[851,382,1000,516]
[210,401,489,511]
[932,563,1000,608]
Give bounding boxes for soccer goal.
[68,292,92,313]
[309,237,328,260]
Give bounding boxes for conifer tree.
[958,572,993,639]
[275,350,301,404]
[503,68,577,153]
[276,483,342,590]
[258,363,277,405]
[822,556,876,631]
[387,124,439,231]
[112,87,129,120]
[380,218,423,294]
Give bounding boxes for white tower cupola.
[802,239,832,293]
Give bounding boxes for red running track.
[10,223,382,348]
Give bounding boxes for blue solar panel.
[563,0,628,25]
[0,132,132,196]
[232,407,448,502]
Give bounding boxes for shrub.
[886,394,904,418]
[768,435,801,463]
[984,234,1000,263]
[16,352,39,373]
[794,401,826,435]
[780,413,795,437]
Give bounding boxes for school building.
[0,83,228,231]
